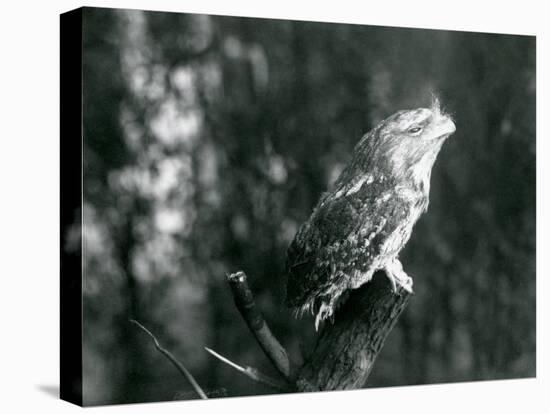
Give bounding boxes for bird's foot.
[384,259,413,293]
[314,302,334,331]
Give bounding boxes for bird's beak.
[435,115,456,139]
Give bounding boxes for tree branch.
[204,347,292,391]
[226,271,295,381]
[226,270,411,392]
[130,319,208,400]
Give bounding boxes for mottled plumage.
[286,99,456,328]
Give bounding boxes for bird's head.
[371,98,456,187]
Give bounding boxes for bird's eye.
[408,126,423,135]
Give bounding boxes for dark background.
[79,7,535,405]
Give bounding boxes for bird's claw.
[385,259,413,293]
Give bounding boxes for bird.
[285,98,456,329]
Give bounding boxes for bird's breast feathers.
[285,172,427,315]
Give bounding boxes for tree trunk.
[296,272,411,391]
[227,270,411,392]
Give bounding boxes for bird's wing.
[285,178,410,310]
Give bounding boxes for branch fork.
[223,270,411,391]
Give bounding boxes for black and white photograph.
[1,1,548,413]
[59,6,536,406]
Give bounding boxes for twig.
[130,319,208,400]
[204,347,292,391]
[227,271,295,380]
